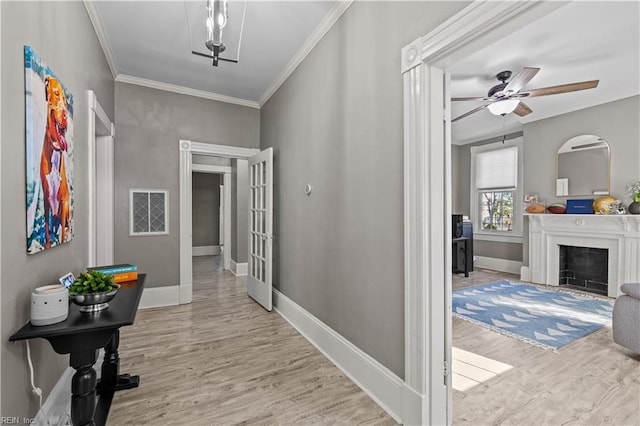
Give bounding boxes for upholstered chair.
[612,283,640,353]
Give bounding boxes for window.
[130,189,169,236]
[470,139,523,242]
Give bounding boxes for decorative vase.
[629,202,640,215]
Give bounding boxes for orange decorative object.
[593,196,618,215]
[526,204,545,214]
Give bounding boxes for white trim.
[223,173,232,271]
[83,0,118,79]
[402,58,449,426]
[34,367,74,425]
[401,2,566,424]
[520,266,531,282]
[116,74,259,109]
[192,245,221,256]
[192,164,232,174]
[0,2,3,406]
[230,259,248,276]
[180,140,260,304]
[87,91,115,268]
[474,233,524,244]
[188,141,259,159]
[273,289,403,424]
[474,256,523,275]
[259,1,353,107]
[139,286,181,309]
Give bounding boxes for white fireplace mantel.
[525,214,640,297]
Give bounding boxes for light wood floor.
[108,256,395,425]
[452,269,640,426]
[108,259,638,425]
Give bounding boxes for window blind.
[475,146,518,190]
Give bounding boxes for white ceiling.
[90,1,638,120]
[91,0,341,107]
[449,1,640,145]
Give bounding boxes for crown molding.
[258,0,353,108]
[83,0,119,79]
[115,74,260,109]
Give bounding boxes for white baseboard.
[230,259,248,276]
[139,285,180,309]
[34,367,73,425]
[401,384,428,426]
[192,245,221,256]
[520,265,531,281]
[272,289,403,423]
[475,255,523,275]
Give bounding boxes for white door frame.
[192,163,232,269]
[0,3,3,406]
[400,1,565,424]
[87,90,115,267]
[179,140,259,304]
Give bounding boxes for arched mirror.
[556,134,610,197]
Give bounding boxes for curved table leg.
[70,350,98,426]
[98,330,140,393]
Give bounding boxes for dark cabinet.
[452,219,473,277]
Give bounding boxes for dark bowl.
[547,205,566,214]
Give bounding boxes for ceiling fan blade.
[451,96,485,101]
[513,101,533,117]
[504,67,540,94]
[521,80,599,98]
[452,103,491,122]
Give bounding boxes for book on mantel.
[87,264,138,283]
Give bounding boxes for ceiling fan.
[452,67,599,122]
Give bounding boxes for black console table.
[10,275,145,426]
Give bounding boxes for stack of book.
[88,264,138,283]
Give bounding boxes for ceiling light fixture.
[487,99,520,116]
[205,0,228,66]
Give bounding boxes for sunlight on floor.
[452,347,513,392]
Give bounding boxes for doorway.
[87,90,115,267]
[178,140,259,304]
[192,166,230,274]
[400,2,565,424]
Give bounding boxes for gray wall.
[193,155,231,167]
[192,173,220,247]
[260,1,469,378]
[230,159,249,263]
[523,95,640,206]
[521,95,640,266]
[451,144,465,215]
[1,1,114,418]
[451,96,640,265]
[114,83,260,287]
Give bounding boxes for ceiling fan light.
[487,99,520,116]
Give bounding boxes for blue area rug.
[453,280,613,350]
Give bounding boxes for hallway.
[108,256,394,425]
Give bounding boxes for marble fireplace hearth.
[523,214,640,298]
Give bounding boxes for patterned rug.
[452,280,613,350]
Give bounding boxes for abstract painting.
[25,45,74,254]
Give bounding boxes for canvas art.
[25,45,74,254]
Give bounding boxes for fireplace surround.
[524,214,640,298]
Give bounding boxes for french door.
[247,148,273,311]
